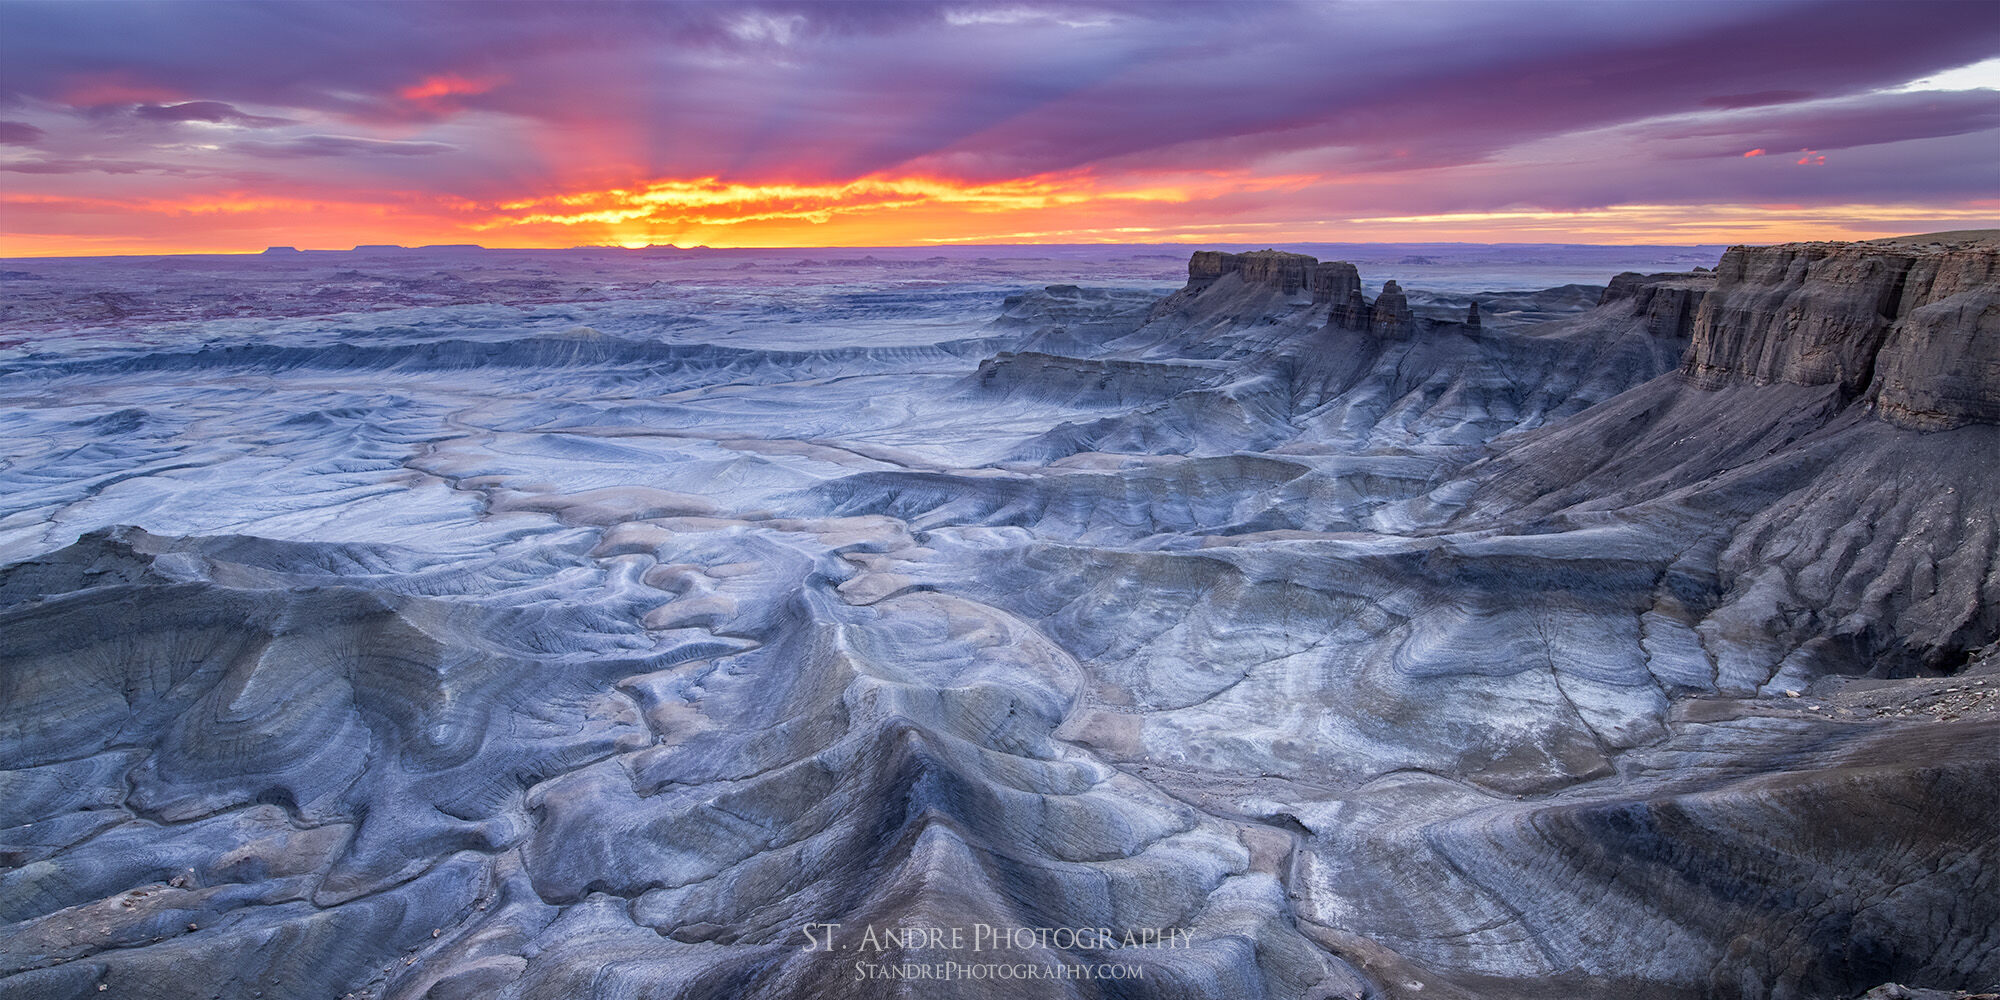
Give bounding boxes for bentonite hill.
[2,235,1996,1000]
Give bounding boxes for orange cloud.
[1795,148,1827,166]
[5,172,1994,257]
[1743,148,1766,157]
[488,173,1196,227]
[446,169,1323,248]
[398,74,502,110]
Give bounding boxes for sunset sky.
[2,0,1998,256]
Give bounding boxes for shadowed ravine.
[2,240,1996,1000]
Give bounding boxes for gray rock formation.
[1868,240,2000,428]
[1602,269,1714,341]
[1369,279,1414,338]
[1186,248,1319,295]
[1333,287,1371,331]
[1,239,1995,1000]
[1682,232,1999,428]
[1313,261,1362,305]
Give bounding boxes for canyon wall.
[1682,237,1999,429]
[1601,270,1714,342]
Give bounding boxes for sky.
[2,0,1998,256]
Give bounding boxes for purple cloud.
[0,0,1995,248]
[0,156,188,175]
[1701,91,1818,110]
[1686,89,2000,150]
[235,135,457,158]
[0,120,44,143]
[134,101,290,127]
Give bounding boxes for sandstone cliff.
[1870,243,2000,428]
[1682,233,1999,429]
[1313,260,1361,305]
[1154,249,1388,355]
[1184,249,1364,306]
[1187,248,1319,294]
[1174,248,1435,341]
[1369,278,1414,338]
[1601,269,1714,342]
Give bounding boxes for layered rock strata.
[1313,261,1362,305]
[1601,269,1714,341]
[1369,279,1414,338]
[1332,287,1371,331]
[1682,234,1999,429]
[1176,249,1427,338]
[1187,249,1318,295]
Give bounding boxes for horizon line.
[0,234,1922,263]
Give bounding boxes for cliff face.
[1369,279,1413,338]
[1871,247,2000,428]
[1313,261,1361,304]
[1182,239,1996,432]
[1187,248,1318,294]
[1180,250,1426,334]
[1184,250,1363,307]
[1682,237,2000,429]
[1601,270,1714,342]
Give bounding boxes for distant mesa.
[252,242,506,255]
[1863,228,2000,248]
[1188,248,1324,296]
[339,243,488,254]
[1181,248,1416,337]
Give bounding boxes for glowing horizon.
[3,1,1997,258]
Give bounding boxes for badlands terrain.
[1,236,1995,999]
